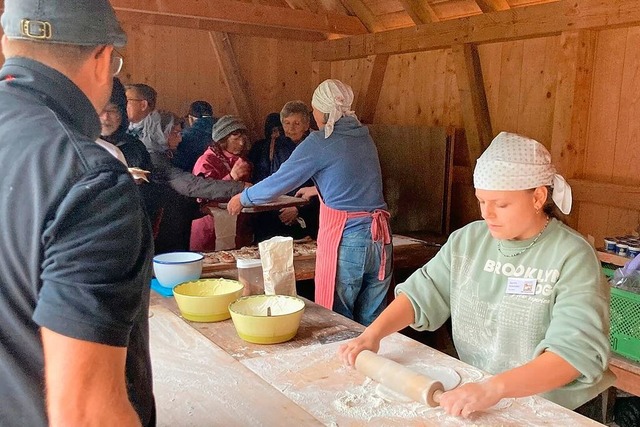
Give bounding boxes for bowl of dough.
[153,251,204,288]
[229,295,305,344]
[173,278,244,322]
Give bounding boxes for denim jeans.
[333,227,393,326]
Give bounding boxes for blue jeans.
[333,227,393,326]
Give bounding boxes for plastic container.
[616,243,629,257]
[237,258,265,296]
[628,246,640,259]
[604,237,617,252]
[610,287,640,362]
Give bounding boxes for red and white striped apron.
[314,200,391,310]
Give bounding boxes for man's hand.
[227,193,244,215]
[279,207,299,225]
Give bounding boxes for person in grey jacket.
[150,137,246,253]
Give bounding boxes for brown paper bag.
[258,236,296,296]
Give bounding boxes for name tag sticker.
[506,277,537,295]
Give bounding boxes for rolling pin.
[355,350,444,406]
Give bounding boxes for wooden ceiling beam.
[313,0,640,61]
[475,0,511,13]
[111,0,367,36]
[115,10,326,41]
[340,0,383,32]
[398,0,440,24]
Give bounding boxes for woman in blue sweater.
[227,79,392,326]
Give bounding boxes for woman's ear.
[533,186,548,210]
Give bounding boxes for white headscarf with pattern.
[311,79,359,138]
[473,132,572,214]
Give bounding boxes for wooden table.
[149,292,603,426]
[201,234,442,282]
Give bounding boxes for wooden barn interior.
[101,0,640,247]
[2,0,640,424]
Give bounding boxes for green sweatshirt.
[396,218,612,409]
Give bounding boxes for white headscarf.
[311,79,359,138]
[473,132,573,215]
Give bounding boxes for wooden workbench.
[200,234,442,282]
[149,292,603,426]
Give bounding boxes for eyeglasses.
[127,98,145,103]
[110,49,123,76]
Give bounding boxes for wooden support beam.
[452,44,492,163]
[313,0,640,61]
[355,54,390,123]
[208,32,257,138]
[341,0,383,32]
[398,0,439,24]
[570,179,640,211]
[111,0,367,36]
[115,10,326,41]
[475,0,511,13]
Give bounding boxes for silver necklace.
[497,217,550,258]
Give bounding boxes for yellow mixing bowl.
[229,295,305,344]
[173,279,244,322]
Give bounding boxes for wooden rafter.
[340,0,383,32]
[111,0,367,36]
[398,0,439,25]
[452,44,492,162]
[115,10,326,41]
[313,0,640,61]
[475,0,511,13]
[208,32,257,136]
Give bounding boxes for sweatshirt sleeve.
[533,245,610,383]
[395,233,456,331]
[241,138,320,206]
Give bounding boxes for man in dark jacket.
[0,1,154,425]
[172,100,217,172]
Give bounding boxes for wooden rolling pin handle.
[355,350,444,407]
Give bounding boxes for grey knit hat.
[212,115,247,142]
[2,0,127,47]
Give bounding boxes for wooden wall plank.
[312,61,332,87]
[494,40,524,133]
[584,28,627,182]
[550,30,597,181]
[613,27,640,185]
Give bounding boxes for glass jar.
[236,258,264,296]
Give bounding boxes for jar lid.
[236,258,262,268]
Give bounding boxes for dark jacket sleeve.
[150,152,244,201]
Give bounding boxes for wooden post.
[452,43,493,164]
[356,54,389,124]
[208,32,258,138]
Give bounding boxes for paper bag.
[258,236,296,296]
[211,207,237,251]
